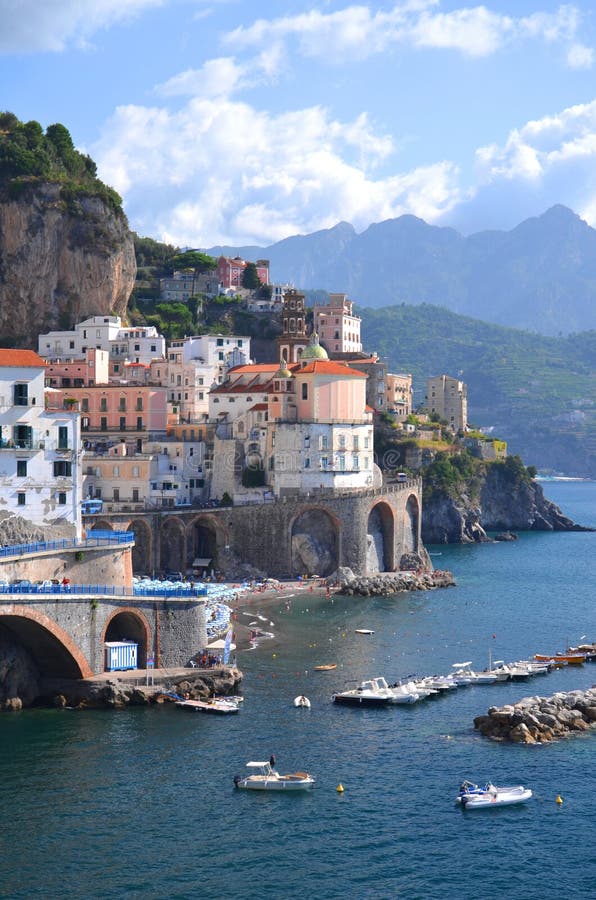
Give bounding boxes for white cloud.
[93,94,462,246]
[0,0,166,53]
[156,45,285,99]
[224,2,590,64]
[566,42,594,69]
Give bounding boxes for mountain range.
[207,205,596,337]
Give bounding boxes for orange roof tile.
[291,360,367,377]
[0,349,46,368]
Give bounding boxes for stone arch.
[87,518,113,533]
[187,514,225,575]
[366,501,395,573]
[127,518,152,575]
[0,604,92,679]
[290,506,339,577]
[102,608,151,669]
[404,494,420,553]
[159,516,186,575]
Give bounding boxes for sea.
[1,481,595,900]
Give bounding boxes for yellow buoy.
[336,783,344,793]
[556,794,563,804]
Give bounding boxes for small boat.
[293,695,311,708]
[333,676,397,706]
[456,780,532,810]
[314,664,337,671]
[234,761,315,791]
[176,698,239,715]
[355,629,375,635]
[534,652,586,665]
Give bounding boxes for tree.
[170,250,217,297]
[242,262,261,291]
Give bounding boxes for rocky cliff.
[422,470,589,544]
[0,183,135,347]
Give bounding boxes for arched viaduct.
[88,481,423,579]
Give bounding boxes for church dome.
[274,356,292,378]
[300,332,328,360]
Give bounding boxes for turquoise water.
[1,482,595,899]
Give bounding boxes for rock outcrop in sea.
[422,467,592,544]
[474,688,596,743]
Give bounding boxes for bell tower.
[277,289,309,363]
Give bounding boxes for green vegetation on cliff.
[361,303,596,476]
[0,111,123,215]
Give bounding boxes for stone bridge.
[0,535,207,685]
[86,480,423,578]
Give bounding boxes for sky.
[2,0,596,248]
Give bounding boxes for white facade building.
[0,350,82,538]
[38,316,165,367]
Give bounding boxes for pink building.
[216,255,269,289]
[313,293,362,355]
[47,384,168,436]
[45,348,110,388]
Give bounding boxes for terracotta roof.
[227,363,278,374]
[291,360,367,377]
[0,349,46,368]
[249,403,268,411]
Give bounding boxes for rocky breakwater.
[474,688,596,743]
[333,566,456,597]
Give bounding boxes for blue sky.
[2,0,596,247]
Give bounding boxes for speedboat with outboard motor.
[456,780,533,809]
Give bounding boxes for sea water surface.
[1,482,595,900]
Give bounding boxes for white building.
[0,349,82,538]
[167,334,252,423]
[38,316,165,367]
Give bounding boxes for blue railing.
[0,531,134,559]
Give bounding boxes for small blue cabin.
[105,641,138,671]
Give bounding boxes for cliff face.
[422,472,586,544]
[0,183,136,347]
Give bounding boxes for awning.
[207,639,236,650]
[193,558,212,567]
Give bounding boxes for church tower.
[277,289,309,363]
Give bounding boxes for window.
[353,455,359,470]
[113,488,120,501]
[17,460,27,477]
[120,417,126,430]
[364,436,370,449]
[321,456,329,470]
[136,417,143,431]
[132,488,139,502]
[338,453,346,470]
[353,436,359,451]
[119,398,126,411]
[58,426,69,449]
[113,465,120,477]
[134,344,140,351]
[58,492,67,505]
[53,461,72,477]
[82,417,90,431]
[100,397,107,412]
[217,338,224,346]
[320,435,328,450]
[14,424,32,448]
[302,383,308,400]
[81,398,89,412]
[100,417,107,431]
[132,466,139,477]
[14,383,28,406]
[305,457,311,468]
[339,434,346,448]
[17,492,26,506]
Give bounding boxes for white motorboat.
[449,662,475,685]
[389,681,420,704]
[293,695,311,708]
[234,761,315,791]
[456,780,533,809]
[176,697,239,715]
[355,628,375,635]
[333,676,398,706]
